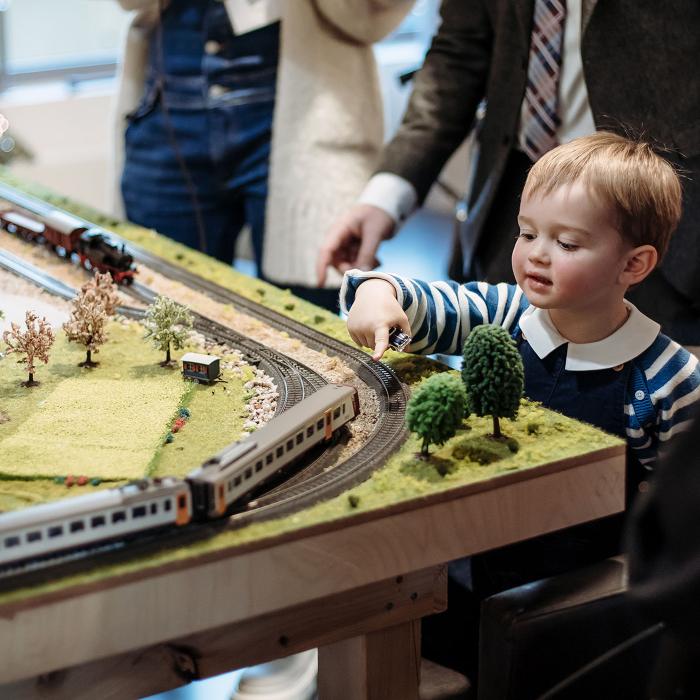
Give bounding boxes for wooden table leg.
[317,619,421,700]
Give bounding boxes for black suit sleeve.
[377,0,493,203]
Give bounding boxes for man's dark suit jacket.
[378,0,700,343]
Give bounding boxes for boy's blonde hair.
[522,132,682,260]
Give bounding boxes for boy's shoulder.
[631,332,700,391]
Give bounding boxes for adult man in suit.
[317,0,700,345]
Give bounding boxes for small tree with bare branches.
[143,295,193,366]
[3,310,55,387]
[63,286,109,368]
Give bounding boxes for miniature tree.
[406,372,467,458]
[461,325,524,438]
[63,287,108,367]
[82,271,119,317]
[2,310,55,387]
[143,295,193,366]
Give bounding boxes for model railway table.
[0,442,624,700]
[0,177,626,699]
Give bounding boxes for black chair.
[477,556,662,700]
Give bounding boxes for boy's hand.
[346,279,410,361]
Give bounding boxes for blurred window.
[0,1,439,91]
[0,0,131,89]
[382,0,440,44]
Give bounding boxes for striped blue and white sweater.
[341,271,700,468]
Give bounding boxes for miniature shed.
[181,352,220,384]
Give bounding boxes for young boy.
[342,132,699,471]
[341,132,700,679]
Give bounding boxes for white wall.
[0,84,115,214]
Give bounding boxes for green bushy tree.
[461,325,524,438]
[143,296,193,366]
[406,372,467,457]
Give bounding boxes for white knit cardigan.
[112,0,413,288]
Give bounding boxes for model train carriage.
[1,208,85,253]
[0,478,191,568]
[0,210,46,241]
[188,384,360,519]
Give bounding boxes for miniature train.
[0,208,136,284]
[0,384,359,569]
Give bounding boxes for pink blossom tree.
[3,310,55,387]
[63,288,108,368]
[82,271,119,317]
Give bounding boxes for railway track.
[0,248,325,413]
[127,280,327,413]
[0,184,410,575]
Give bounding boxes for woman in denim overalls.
[121,0,278,270]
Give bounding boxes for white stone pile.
[242,370,279,431]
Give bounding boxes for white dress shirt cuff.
[358,173,418,224]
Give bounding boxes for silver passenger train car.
[0,478,190,567]
[187,383,360,518]
[0,384,359,569]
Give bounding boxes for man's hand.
[346,279,411,361]
[316,204,396,286]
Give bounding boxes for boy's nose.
[528,242,549,264]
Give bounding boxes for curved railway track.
[0,248,324,414]
[127,280,327,413]
[0,183,410,537]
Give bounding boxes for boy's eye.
[558,240,579,251]
[517,231,536,241]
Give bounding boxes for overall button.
[635,390,645,401]
[208,84,228,98]
[204,40,222,55]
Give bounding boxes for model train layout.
[0,182,624,591]
[0,182,413,580]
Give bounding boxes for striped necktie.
[520,0,567,161]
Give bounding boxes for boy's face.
[512,182,630,312]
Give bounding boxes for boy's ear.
[620,245,658,286]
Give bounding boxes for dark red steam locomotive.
[0,208,136,284]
